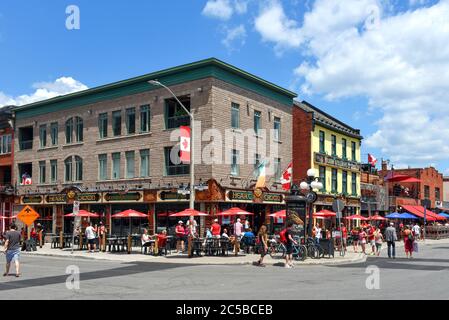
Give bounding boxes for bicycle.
[268,236,286,259]
[292,239,308,261]
[306,237,323,259]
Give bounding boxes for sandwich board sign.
[17,205,40,226]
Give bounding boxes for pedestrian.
[2,224,21,277]
[233,218,243,256]
[85,222,97,253]
[284,223,297,269]
[339,223,348,252]
[385,222,398,259]
[211,219,221,238]
[186,216,197,258]
[412,223,421,241]
[402,225,414,259]
[313,224,322,244]
[358,228,367,254]
[97,222,107,252]
[175,221,185,253]
[351,226,359,253]
[374,227,383,256]
[367,224,376,255]
[244,218,250,231]
[254,225,268,267]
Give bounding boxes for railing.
[426,225,449,239]
[19,140,33,150]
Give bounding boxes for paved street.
[1,240,448,300]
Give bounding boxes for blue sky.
[1,0,448,174]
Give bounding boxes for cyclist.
[284,223,297,269]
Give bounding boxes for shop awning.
[401,205,444,221]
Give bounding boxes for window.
[39,125,47,148]
[18,127,33,150]
[352,173,357,195]
[126,108,136,135]
[342,138,347,159]
[164,146,189,176]
[140,105,150,133]
[342,171,348,195]
[231,103,240,129]
[50,160,57,183]
[319,131,325,153]
[165,96,190,129]
[39,161,46,184]
[274,158,282,181]
[65,118,73,144]
[50,123,58,146]
[436,187,441,201]
[140,149,150,177]
[331,168,338,193]
[98,154,108,180]
[351,141,356,161]
[331,135,337,156]
[254,111,261,135]
[64,157,73,182]
[424,185,430,199]
[98,113,108,139]
[274,117,281,141]
[75,156,83,181]
[75,117,83,142]
[231,149,240,176]
[319,166,326,191]
[254,154,262,178]
[112,111,122,136]
[126,151,135,178]
[112,153,121,179]
[0,134,12,154]
[18,163,32,185]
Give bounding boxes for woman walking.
[402,225,414,258]
[359,228,367,254]
[374,227,383,256]
[351,226,359,253]
[254,225,268,267]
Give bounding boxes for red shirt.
[157,234,167,247]
[341,227,348,238]
[367,226,375,241]
[211,223,221,236]
[175,225,184,236]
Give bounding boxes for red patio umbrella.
[64,210,100,218]
[112,209,148,235]
[169,208,208,217]
[216,207,254,216]
[344,215,369,221]
[269,210,286,218]
[314,210,337,218]
[369,215,386,221]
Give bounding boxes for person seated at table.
[221,228,230,239]
[156,230,168,256]
[241,228,255,252]
[203,228,213,247]
[141,229,152,254]
[211,219,221,238]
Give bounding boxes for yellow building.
[293,101,363,215]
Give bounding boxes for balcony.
[314,152,361,171]
[0,184,15,195]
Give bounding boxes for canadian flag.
[280,162,293,191]
[180,126,191,163]
[22,177,32,185]
[368,154,377,166]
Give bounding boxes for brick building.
[0,106,14,234]
[360,164,388,217]
[12,58,296,235]
[292,101,363,215]
[379,161,444,211]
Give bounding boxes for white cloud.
[0,77,88,107]
[234,0,249,14]
[254,0,449,167]
[202,0,234,20]
[222,24,247,50]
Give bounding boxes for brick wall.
[292,104,312,184]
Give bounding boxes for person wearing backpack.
[283,223,297,269]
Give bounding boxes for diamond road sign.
[17,205,40,226]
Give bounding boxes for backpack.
[279,228,288,244]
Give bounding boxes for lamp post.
[300,168,324,237]
[148,80,195,210]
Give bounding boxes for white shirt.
[315,227,322,239]
[85,226,96,240]
[412,225,420,235]
[187,220,197,234]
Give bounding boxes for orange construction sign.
[17,205,40,226]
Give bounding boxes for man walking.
[85,222,97,253]
[385,222,398,259]
[3,224,22,277]
[412,223,421,241]
[233,218,243,256]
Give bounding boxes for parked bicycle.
[268,236,286,259]
[306,237,323,259]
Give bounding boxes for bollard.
[59,230,64,249]
[79,233,83,250]
[127,235,131,254]
[102,233,106,252]
[154,236,159,256]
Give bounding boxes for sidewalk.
[23,245,366,266]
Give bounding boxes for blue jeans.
[315,238,320,244]
[387,241,395,258]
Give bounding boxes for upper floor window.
[274,158,282,182]
[254,154,262,178]
[274,117,281,141]
[64,157,73,182]
[50,160,58,183]
[424,185,430,199]
[75,117,83,142]
[331,168,338,193]
[319,131,325,154]
[98,113,108,139]
[50,122,58,146]
[112,152,121,179]
[231,149,240,176]
[64,156,83,182]
[98,154,108,180]
[39,161,46,184]
[342,171,348,195]
[342,138,347,159]
[65,118,73,144]
[352,172,357,195]
[436,187,441,201]
[165,96,190,129]
[351,141,356,161]
[112,111,122,136]
[126,107,136,135]
[164,146,189,176]
[254,111,261,135]
[331,135,337,156]
[140,149,150,177]
[18,127,33,151]
[319,166,326,191]
[231,103,240,129]
[126,151,135,178]
[39,125,47,148]
[0,134,12,154]
[65,117,83,144]
[140,105,150,133]
[74,156,83,181]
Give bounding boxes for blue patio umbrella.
[399,213,419,220]
[385,212,402,219]
[438,213,449,219]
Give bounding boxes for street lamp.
[148,80,195,210]
[300,168,324,236]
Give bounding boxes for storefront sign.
[226,190,285,204]
[263,193,284,203]
[157,191,189,202]
[76,193,101,203]
[103,191,143,202]
[21,195,44,205]
[45,194,67,204]
[227,190,254,202]
[315,153,361,171]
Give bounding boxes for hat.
[214,219,218,222]
[178,221,183,224]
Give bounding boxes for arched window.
[65,118,73,144]
[75,117,83,142]
[64,157,73,182]
[75,156,83,181]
